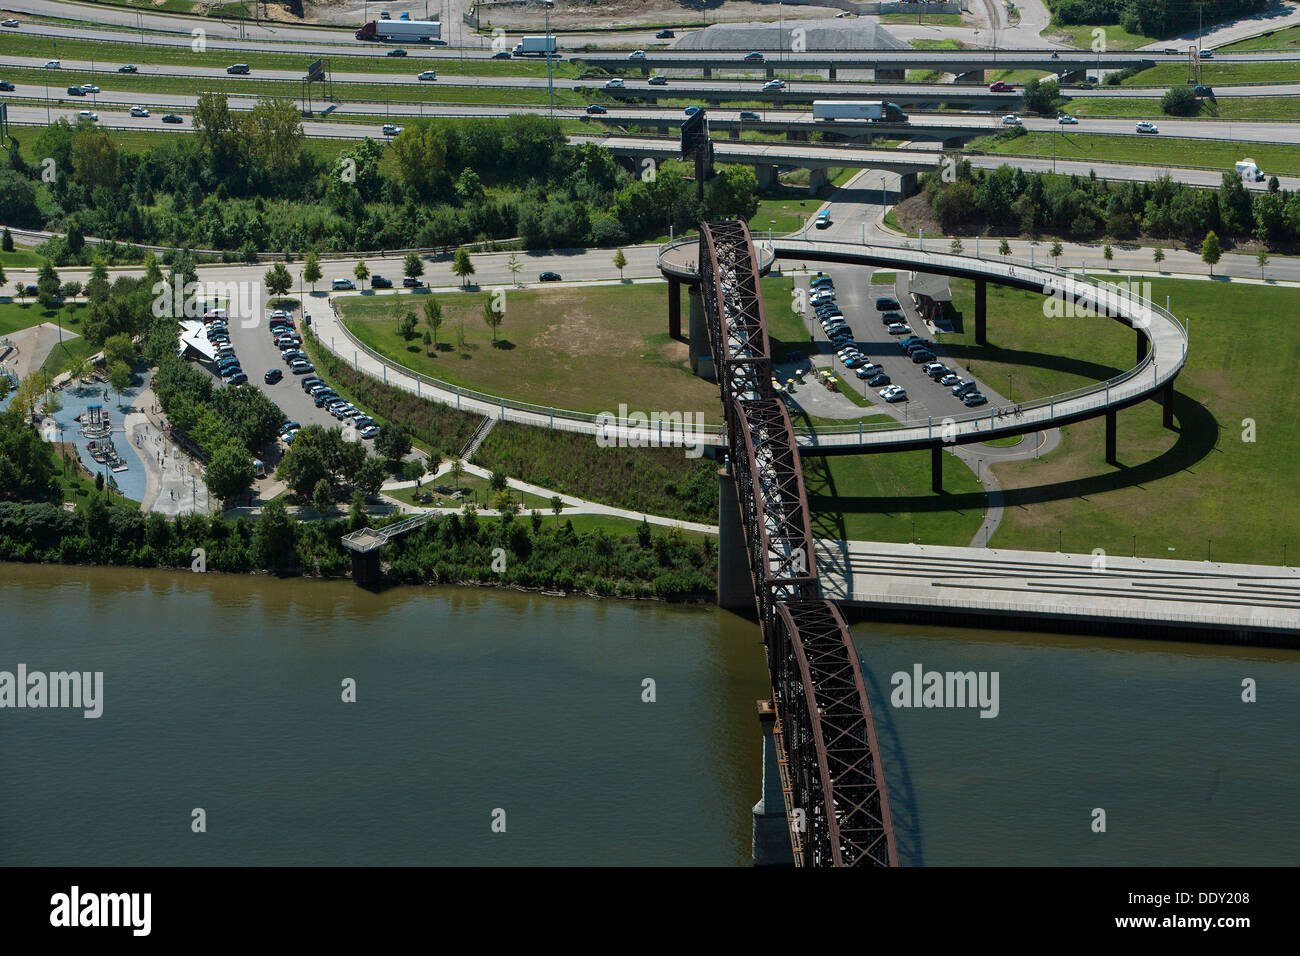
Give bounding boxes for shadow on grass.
[808,389,1217,520]
[941,338,1129,385]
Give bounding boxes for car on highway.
[371,275,392,289]
[875,297,899,311]
[1001,114,1022,126]
[382,124,402,135]
[332,278,355,290]
[0,82,13,91]
[814,211,831,229]
[538,271,562,282]
[989,81,1013,92]
[226,64,250,74]
[1057,113,1078,125]
[1164,47,1179,55]
[1198,48,1213,58]
[118,64,137,73]
[418,70,437,80]
[81,84,100,93]
[628,50,646,60]
[1,19,18,27]
[1136,121,1159,134]
[604,78,625,89]
[762,78,786,91]
[44,60,60,69]
[403,277,425,288]
[648,75,668,85]
[66,86,86,96]
[162,114,183,123]
[684,106,701,116]
[886,323,911,335]
[387,49,408,57]
[130,106,150,117]
[880,385,907,402]
[739,110,760,121]
[744,52,764,61]
[656,29,675,39]
[492,50,511,59]
[264,368,283,385]
[78,111,98,122]
[962,391,988,407]
[586,104,608,114]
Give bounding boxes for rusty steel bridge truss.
[699,220,898,868]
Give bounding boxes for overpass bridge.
[600,82,1023,109]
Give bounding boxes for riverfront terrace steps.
[698,218,897,867]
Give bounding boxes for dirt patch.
[530,291,628,356]
[892,191,944,238]
[478,0,843,32]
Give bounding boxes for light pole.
[880,174,886,211]
[544,0,555,119]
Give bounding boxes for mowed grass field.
[338,282,722,416]
[970,130,1300,176]
[1221,24,1300,51]
[982,278,1300,566]
[1070,95,1300,120]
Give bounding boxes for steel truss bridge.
[699,219,896,867]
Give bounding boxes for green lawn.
[1044,22,1158,50]
[750,193,822,236]
[1220,24,1300,51]
[980,278,1300,566]
[882,12,964,27]
[338,282,722,416]
[1124,61,1300,86]
[1070,95,1300,120]
[40,336,97,378]
[0,248,44,269]
[0,301,50,336]
[910,39,966,51]
[386,472,553,511]
[969,130,1300,176]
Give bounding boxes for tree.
[489,469,508,493]
[1103,244,1113,267]
[550,494,563,525]
[422,330,432,354]
[205,441,255,502]
[250,497,297,572]
[482,298,503,343]
[60,280,82,303]
[1161,85,1199,117]
[613,247,627,280]
[264,261,293,298]
[302,251,322,292]
[108,360,131,406]
[1257,248,1269,279]
[422,298,443,349]
[1152,246,1165,270]
[355,456,386,498]
[403,251,424,282]
[85,256,110,304]
[353,260,370,287]
[507,252,521,287]
[450,458,464,490]
[312,477,333,517]
[103,332,134,370]
[14,280,26,301]
[1201,230,1222,276]
[452,246,475,287]
[1,227,11,252]
[949,238,963,255]
[1050,240,1064,264]
[398,310,418,340]
[349,490,368,531]
[36,260,60,312]
[998,238,1011,257]
[375,423,411,462]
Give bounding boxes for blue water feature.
[46,371,154,504]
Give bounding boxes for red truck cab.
[988,80,1013,92]
[355,21,377,39]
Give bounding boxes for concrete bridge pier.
[875,68,905,82]
[931,444,943,493]
[786,128,808,142]
[755,163,779,189]
[703,66,713,78]
[765,66,775,78]
[899,171,919,197]
[1162,380,1175,429]
[1059,69,1086,84]
[975,279,987,345]
[1105,408,1118,465]
[807,167,829,194]
[689,285,715,380]
[718,465,753,610]
[668,277,682,339]
[729,126,741,140]
[1137,330,1148,363]
[350,550,381,586]
[753,700,796,866]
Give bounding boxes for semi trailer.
[812,100,909,123]
[355,19,442,41]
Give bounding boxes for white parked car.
[129,106,150,117]
[1001,114,1022,126]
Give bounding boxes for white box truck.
[1235,159,1265,182]
[813,100,909,123]
[355,19,442,42]
[513,36,558,57]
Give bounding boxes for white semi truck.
[813,100,909,123]
[355,19,442,42]
[513,36,559,56]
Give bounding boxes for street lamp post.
[544,0,555,119]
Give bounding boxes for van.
[227,64,250,74]
[332,278,355,290]
[1235,159,1265,182]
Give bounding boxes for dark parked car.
[225,372,248,385]
[403,277,425,288]
[866,373,891,387]
[538,271,562,282]
[876,297,900,311]
[370,275,392,288]
[264,368,283,384]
